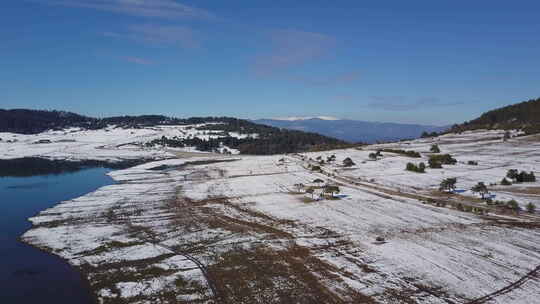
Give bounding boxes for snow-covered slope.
[304,129,538,208]
[0,124,246,162]
[21,129,540,303]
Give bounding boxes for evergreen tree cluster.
[430,144,440,153]
[500,178,512,185]
[0,109,186,134]
[450,97,540,134]
[406,162,426,173]
[380,148,421,158]
[506,169,536,183]
[421,131,440,138]
[145,126,349,155]
[428,154,457,169]
[526,202,536,213]
[0,109,94,134]
[428,154,457,168]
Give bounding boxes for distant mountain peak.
[272,116,341,121]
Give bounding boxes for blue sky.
[1,1,540,125]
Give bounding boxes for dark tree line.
[0,109,185,134]
[506,169,536,183]
[0,109,94,134]
[0,157,146,177]
[142,117,352,155]
[450,97,540,134]
[147,130,349,155]
[428,154,457,168]
[0,109,350,155]
[381,148,421,158]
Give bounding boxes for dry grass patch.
[298,196,317,204]
[208,243,376,304]
[206,214,293,239]
[494,186,540,195]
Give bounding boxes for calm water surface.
[0,168,114,303]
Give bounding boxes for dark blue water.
[0,168,114,303]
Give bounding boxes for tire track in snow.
[465,264,540,304]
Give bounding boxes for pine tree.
[439,178,457,192]
[526,202,536,213]
[471,182,489,199]
[500,178,512,186]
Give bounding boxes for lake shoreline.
[0,157,163,177]
[14,164,128,304]
[0,166,120,303]
[18,237,99,304]
[14,161,135,304]
[19,157,224,303]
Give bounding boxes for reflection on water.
[0,167,114,304]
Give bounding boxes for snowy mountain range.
[271,116,341,121]
[253,117,449,143]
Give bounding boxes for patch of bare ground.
[297,196,317,204]
[514,133,540,142]
[205,214,293,239]
[427,190,485,204]
[434,136,502,145]
[208,243,376,304]
[164,182,380,303]
[422,190,505,214]
[192,198,298,237]
[493,186,540,195]
[205,198,296,226]
[78,253,196,304]
[427,197,529,217]
[483,218,540,229]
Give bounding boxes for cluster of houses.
[293,179,341,201]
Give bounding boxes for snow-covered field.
[301,129,540,209]
[0,124,248,162]
[20,129,540,303]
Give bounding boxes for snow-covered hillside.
[303,129,539,208]
[0,124,248,162]
[21,129,540,303]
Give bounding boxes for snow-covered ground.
[0,124,249,162]
[302,129,540,208]
[20,130,540,303]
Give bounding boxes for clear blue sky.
[2,1,539,125]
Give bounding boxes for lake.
[0,168,114,303]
